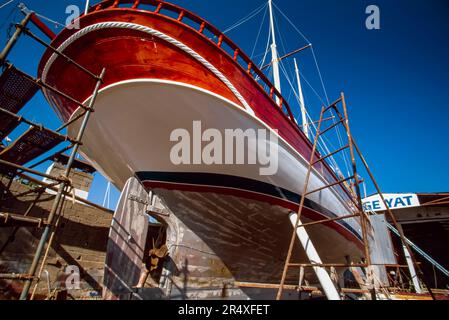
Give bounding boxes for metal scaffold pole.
[0,13,32,65]
[276,93,404,300]
[349,137,437,300]
[19,68,106,300]
[276,103,342,300]
[323,97,436,299]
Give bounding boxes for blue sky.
[1,0,448,209]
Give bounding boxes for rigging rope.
[256,25,271,79]
[258,30,271,68]
[250,4,268,59]
[0,3,16,33]
[278,56,344,175]
[310,46,330,105]
[272,1,311,44]
[312,45,351,177]
[272,10,339,169]
[252,48,270,60]
[34,12,65,28]
[272,1,352,178]
[0,0,15,10]
[222,2,267,35]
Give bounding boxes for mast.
[294,58,310,139]
[85,0,90,14]
[268,0,281,103]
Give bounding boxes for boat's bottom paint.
[148,188,364,299]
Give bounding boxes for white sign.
[363,193,420,212]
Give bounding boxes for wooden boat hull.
[38,2,364,297]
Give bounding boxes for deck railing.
[88,0,298,126]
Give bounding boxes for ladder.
[276,92,436,300]
[276,92,375,300]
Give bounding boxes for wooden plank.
[103,177,150,300]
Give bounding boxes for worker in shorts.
[136,243,169,288]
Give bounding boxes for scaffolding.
[276,93,436,300]
[0,12,106,300]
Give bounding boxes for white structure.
[268,0,281,102]
[289,212,341,300]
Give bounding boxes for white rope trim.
[42,21,255,115]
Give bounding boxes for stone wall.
[49,162,93,193]
[0,172,112,300]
